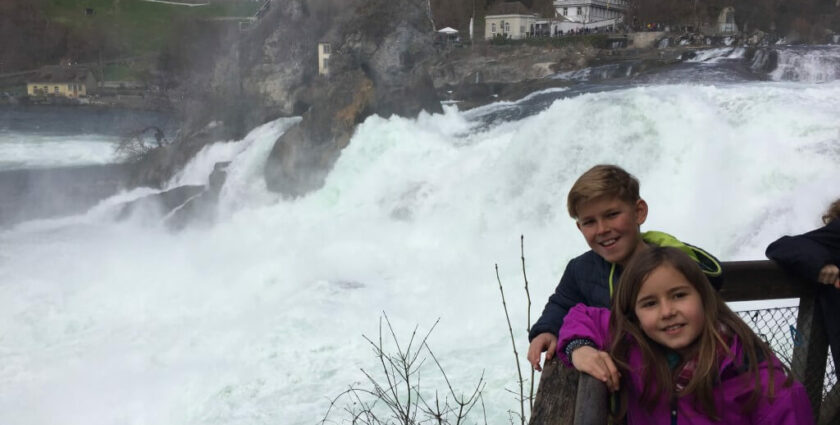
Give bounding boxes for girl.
[767,198,840,378]
[558,246,814,424]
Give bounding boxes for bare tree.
[321,314,487,425]
[114,126,168,163]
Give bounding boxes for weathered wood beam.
[529,359,579,425]
[719,260,810,301]
[819,384,840,425]
[573,373,608,425]
[792,287,828,420]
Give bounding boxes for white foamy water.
[685,47,745,63]
[770,45,840,82]
[0,132,120,170]
[2,79,840,425]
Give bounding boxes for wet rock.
[263,0,442,197]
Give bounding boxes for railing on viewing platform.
[528,260,840,425]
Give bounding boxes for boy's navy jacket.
[529,231,723,341]
[766,219,840,282]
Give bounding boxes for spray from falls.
[2,49,840,425]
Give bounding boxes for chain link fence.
[735,306,838,404]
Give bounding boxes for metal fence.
[737,306,837,401]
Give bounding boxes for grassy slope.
[44,0,260,58]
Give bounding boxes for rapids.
[1,47,840,425]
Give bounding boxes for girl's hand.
[818,264,840,289]
[570,346,621,392]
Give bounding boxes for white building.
[317,42,331,76]
[554,0,627,26]
[484,1,537,40]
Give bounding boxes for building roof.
[29,66,93,84]
[486,1,533,16]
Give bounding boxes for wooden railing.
[529,260,840,425]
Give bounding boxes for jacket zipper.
[670,395,678,425]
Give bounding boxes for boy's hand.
[818,264,840,289]
[570,346,621,392]
[527,333,557,372]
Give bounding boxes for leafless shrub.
[321,314,487,425]
[114,126,168,162]
[494,234,536,425]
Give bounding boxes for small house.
[484,2,537,40]
[318,42,331,76]
[27,66,97,98]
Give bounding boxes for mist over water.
[0,133,119,170]
[2,50,840,424]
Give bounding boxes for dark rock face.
[263,0,442,196]
[118,161,231,230]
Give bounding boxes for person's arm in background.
[767,234,838,287]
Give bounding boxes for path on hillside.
[139,0,209,7]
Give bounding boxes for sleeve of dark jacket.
[529,256,585,341]
[766,222,840,282]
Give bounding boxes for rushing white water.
[770,45,840,82]
[2,69,840,424]
[0,132,120,170]
[685,47,745,63]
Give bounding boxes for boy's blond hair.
[567,164,641,219]
[823,198,840,225]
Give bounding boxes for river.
[1,45,839,425]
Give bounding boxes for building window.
[322,58,329,70]
[54,86,59,93]
[322,44,330,54]
[576,7,582,16]
[563,7,567,15]
[504,22,510,33]
[520,25,525,34]
[491,23,496,33]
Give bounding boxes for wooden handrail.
[528,260,834,425]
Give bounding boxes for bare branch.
[521,235,535,412]
[496,264,526,425]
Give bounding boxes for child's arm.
[766,233,834,283]
[527,259,586,371]
[556,304,620,391]
[529,258,586,341]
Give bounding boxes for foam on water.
[770,45,840,82]
[2,80,840,425]
[685,47,745,63]
[0,132,119,170]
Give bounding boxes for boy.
[527,164,723,371]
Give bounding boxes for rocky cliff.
[134,0,442,198]
[261,0,443,196]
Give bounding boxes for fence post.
[529,358,579,425]
[791,284,828,421]
[573,374,608,425]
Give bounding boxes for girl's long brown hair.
[607,247,792,421]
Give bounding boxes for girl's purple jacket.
[557,304,815,425]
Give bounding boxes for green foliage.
[102,63,135,80]
[43,0,260,57]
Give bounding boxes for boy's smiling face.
[575,196,648,266]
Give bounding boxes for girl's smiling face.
[634,264,705,356]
